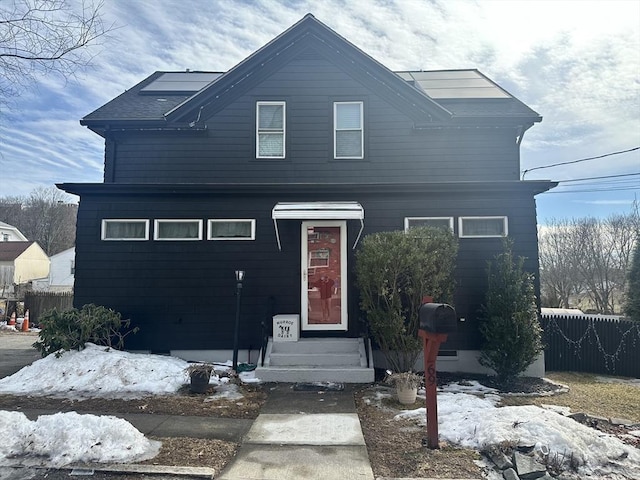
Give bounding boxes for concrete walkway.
[218,383,374,480]
[0,334,376,479]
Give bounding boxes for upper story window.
[257,101,285,158]
[459,216,508,238]
[405,217,454,232]
[101,219,149,241]
[334,101,363,159]
[154,220,203,241]
[2,233,8,242]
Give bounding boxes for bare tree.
[539,205,639,314]
[0,186,77,255]
[538,220,583,308]
[0,0,112,99]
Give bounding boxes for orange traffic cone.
[21,310,29,331]
[8,312,16,326]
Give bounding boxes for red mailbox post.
[418,303,457,449]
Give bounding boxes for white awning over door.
[271,201,365,250]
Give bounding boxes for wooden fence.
[24,291,74,325]
[540,314,640,378]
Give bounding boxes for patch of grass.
[501,372,640,422]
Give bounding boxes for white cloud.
[1,0,637,218]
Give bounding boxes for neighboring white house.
[32,247,75,293]
[0,222,28,242]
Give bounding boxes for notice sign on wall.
[273,314,300,342]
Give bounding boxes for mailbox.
[419,303,457,334]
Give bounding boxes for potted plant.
[385,370,422,405]
[185,363,214,393]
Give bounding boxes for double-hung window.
[334,101,363,159]
[256,101,285,158]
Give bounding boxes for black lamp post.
[232,270,245,372]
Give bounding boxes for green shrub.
[355,227,458,372]
[33,304,138,357]
[625,240,640,322]
[479,240,542,383]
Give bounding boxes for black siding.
[107,54,521,185]
[73,186,541,353]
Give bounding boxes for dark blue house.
[60,15,554,382]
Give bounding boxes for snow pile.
[0,343,216,399]
[0,411,160,467]
[396,392,640,479]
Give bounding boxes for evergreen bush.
[479,239,542,383]
[33,304,138,357]
[625,240,640,322]
[354,227,458,372]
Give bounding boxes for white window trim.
[404,217,454,232]
[458,216,508,238]
[256,101,286,159]
[101,219,149,241]
[208,219,256,241]
[334,101,364,159]
[154,219,203,241]
[308,248,330,268]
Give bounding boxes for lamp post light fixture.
[232,270,245,372]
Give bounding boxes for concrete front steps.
[256,337,375,383]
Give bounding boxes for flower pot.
[189,371,211,393]
[396,385,418,405]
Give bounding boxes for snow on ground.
[0,343,254,467]
[0,342,257,399]
[0,343,638,477]
[394,391,640,479]
[0,411,160,467]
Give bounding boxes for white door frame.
[301,220,348,331]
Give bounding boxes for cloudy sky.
[0,0,638,222]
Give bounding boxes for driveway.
[0,331,41,379]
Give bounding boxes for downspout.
[104,133,117,183]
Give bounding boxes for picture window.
[208,219,255,240]
[404,217,454,232]
[459,216,508,238]
[154,220,202,240]
[101,219,149,241]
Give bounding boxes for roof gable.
[0,241,34,261]
[80,14,541,134]
[164,14,452,125]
